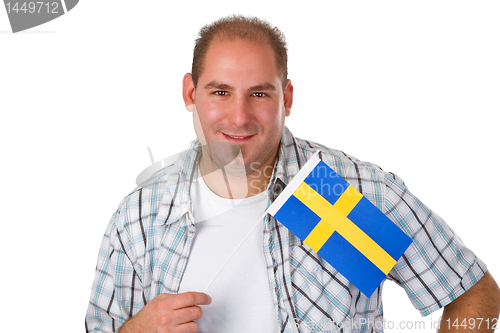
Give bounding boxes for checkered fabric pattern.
[85,126,486,333]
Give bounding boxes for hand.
[118,292,212,333]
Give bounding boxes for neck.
[198,150,277,199]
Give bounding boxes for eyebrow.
[249,83,277,92]
[203,81,231,90]
[203,81,277,92]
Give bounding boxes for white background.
[1,1,499,332]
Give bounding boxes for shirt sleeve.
[383,172,487,316]
[85,206,145,332]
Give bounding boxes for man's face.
[183,37,293,175]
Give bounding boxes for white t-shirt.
[178,168,279,332]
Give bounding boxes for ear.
[284,79,293,116]
[182,73,196,112]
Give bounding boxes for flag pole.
[203,151,321,292]
[203,210,269,293]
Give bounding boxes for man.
[85,15,500,332]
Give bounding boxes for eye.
[214,91,228,96]
[252,92,267,98]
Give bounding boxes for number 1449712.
[5,2,59,14]
[445,318,498,330]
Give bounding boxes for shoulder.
[290,135,409,211]
[117,161,179,225]
[295,136,393,181]
[104,158,181,253]
[108,140,199,239]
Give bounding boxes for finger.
[168,292,212,310]
[174,321,199,333]
[171,305,203,326]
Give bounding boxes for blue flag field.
[267,153,413,296]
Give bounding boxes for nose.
[226,95,252,127]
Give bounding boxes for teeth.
[227,135,245,139]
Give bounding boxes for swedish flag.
[268,153,412,297]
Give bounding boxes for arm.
[439,270,500,332]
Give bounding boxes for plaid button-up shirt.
[85,126,486,333]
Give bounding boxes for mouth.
[223,133,254,142]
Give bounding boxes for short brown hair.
[192,15,288,90]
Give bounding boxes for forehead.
[199,37,281,87]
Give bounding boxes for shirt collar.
[155,126,307,226]
[154,139,201,226]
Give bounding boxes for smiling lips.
[223,133,254,141]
